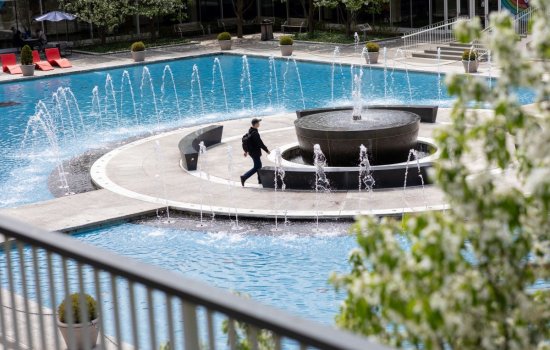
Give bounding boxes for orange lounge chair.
[32,50,54,71]
[45,47,72,68]
[1,53,22,74]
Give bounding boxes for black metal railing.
[0,215,392,350]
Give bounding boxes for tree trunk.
[236,0,244,38]
[308,0,314,37]
[97,26,107,44]
[149,16,156,41]
[345,9,352,38]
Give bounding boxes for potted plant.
[20,45,34,76]
[279,35,294,56]
[364,42,380,64]
[462,49,478,73]
[217,32,232,50]
[57,293,99,349]
[131,41,146,62]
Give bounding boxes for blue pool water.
[0,222,355,347]
[0,53,536,207]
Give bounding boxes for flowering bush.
[333,1,550,349]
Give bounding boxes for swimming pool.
[0,220,355,346]
[0,53,534,208]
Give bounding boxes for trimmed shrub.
[365,42,380,53]
[57,293,98,324]
[20,45,33,65]
[279,35,294,45]
[130,41,145,52]
[217,32,231,41]
[462,49,478,61]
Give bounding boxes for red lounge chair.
[45,48,72,68]
[1,53,22,74]
[32,50,54,71]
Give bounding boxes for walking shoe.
[240,176,245,187]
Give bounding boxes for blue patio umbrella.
[34,11,76,42]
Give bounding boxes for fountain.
[294,108,420,166]
[313,144,330,230]
[153,140,172,223]
[268,55,281,108]
[161,65,182,119]
[121,71,139,125]
[272,148,287,232]
[191,64,205,116]
[358,145,375,192]
[211,58,229,113]
[197,141,208,227]
[240,55,254,110]
[140,67,160,126]
[259,101,437,190]
[437,48,442,103]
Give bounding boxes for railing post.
[182,301,200,350]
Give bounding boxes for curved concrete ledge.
[179,124,224,170]
[90,114,450,219]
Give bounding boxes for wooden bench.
[282,18,306,33]
[174,22,205,37]
[178,125,224,171]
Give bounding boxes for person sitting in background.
[10,26,23,48]
[36,29,47,51]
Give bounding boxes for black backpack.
[242,129,257,152]
[241,132,251,152]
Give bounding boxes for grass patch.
[293,30,398,44]
[76,37,191,53]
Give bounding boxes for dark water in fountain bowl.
[294,109,419,131]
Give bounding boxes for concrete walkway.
[0,190,162,233]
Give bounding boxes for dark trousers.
[242,155,262,183]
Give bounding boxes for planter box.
[280,45,293,56]
[57,318,99,349]
[20,64,35,76]
[131,50,146,62]
[364,52,379,64]
[219,40,232,50]
[462,59,479,73]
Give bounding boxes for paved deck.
[0,33,500,86]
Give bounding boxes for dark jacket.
[247,127,269,157]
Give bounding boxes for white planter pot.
[57,318,99,350]
[364,52,379,64]
[280,45,293,56]
[462,59,479,73]
[20,64,35,76]
[219,40,232,50]
[131,50,146,62]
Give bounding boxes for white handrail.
[401,16,469,53]
[402,16,469,39]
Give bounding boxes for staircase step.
[411,52,461,60]
[449,42,479,48]
[425,50,464,57]
[436,46,467,52]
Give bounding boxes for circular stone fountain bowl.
[294,109,421,166]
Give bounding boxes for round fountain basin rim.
[293,109,421,132]
[269,137,439,170]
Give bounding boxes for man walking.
[240,118,270,186]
